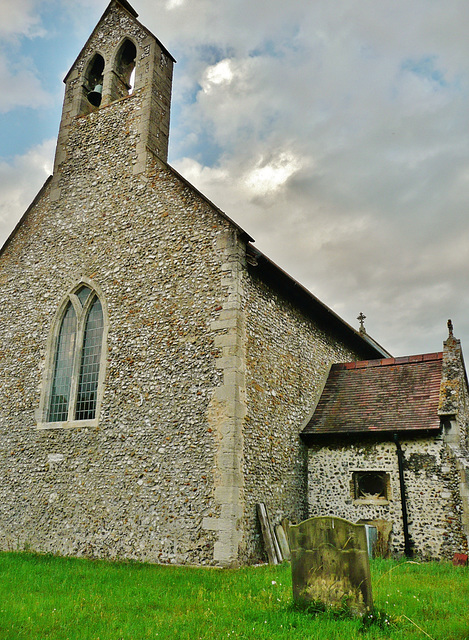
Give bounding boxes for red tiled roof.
[302,352,443,437]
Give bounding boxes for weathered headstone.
[275,524,291,561]
[364,524,378,558]
[288,516,373,615]
[256,503,280,564]
[358,519,392,558]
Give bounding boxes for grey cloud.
[0,139,55,245]
[2,0,469,357]
[0,0,44,38]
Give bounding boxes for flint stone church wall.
[1,0,426,567]
[0,80,244,564]
[0,82,382,564]
[241,272,370,563]
[308,438,467,559]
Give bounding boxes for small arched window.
[40,283,107,427]
[84,53,105,108]
[110,38,137,101]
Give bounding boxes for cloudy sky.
[1,0,469,357]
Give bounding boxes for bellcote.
[52,0,175,179]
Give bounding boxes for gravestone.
[364,524,378,558]
[288,516,373,615]
[358,519,392,558]
[275,524,291,561]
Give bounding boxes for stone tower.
[51,0,175,199]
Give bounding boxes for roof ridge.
[303,351,445,438]
[334,351,443,371]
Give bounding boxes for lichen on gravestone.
[288,516,373,616]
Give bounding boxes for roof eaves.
[247,245,391,360]
[301,425,442,444]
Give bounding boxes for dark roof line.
[247,244,391,359]
[302,426,442,444]
[335,352,442,370]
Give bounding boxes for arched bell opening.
[110,38,137,102]
[79,53,105,114]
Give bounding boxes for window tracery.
[39,283,107,428]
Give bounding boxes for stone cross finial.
[448,319,453,336]
[357,312,366,334]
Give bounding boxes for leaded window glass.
[47,286,104,423]
[76,297,103,420]
[76,285,91,306]
[48,302,77,422]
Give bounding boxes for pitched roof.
[245,245,391,360]
[302,352,444,439]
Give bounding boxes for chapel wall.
[307,438,468,559]
[0,91,240,564]
[240,272,371,563]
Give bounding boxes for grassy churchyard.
[0,552,468,639]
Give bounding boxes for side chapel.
[0,0,468,565]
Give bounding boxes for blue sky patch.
[401,55,448,88]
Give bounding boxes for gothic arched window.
[85,53,105,106]
[39,283,107,427]
[110,38,137,101]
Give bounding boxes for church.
[0,0,468,566]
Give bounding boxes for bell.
[87,84,103,107]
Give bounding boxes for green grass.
[0,553,468,639]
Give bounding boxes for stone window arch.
[84,52,105,107]
[109,38,137,101]
[37,281,108,429]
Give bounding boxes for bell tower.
[51,0,175,197]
